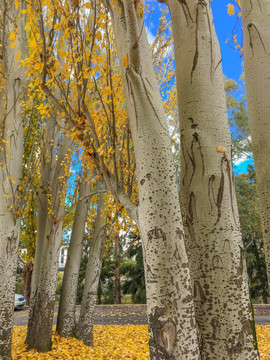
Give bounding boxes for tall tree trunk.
[76,192,107,346]
[0,1,27,358]
[56,167,94,338]
[30,117,59,299]
[26,135,74,352]
[103,1,200,358]
[241,0,270,293]
[165,0,259,358]
[26,116,59,345]
[115,234,121,305]
[23,261,33,305]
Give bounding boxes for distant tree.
[121,239,146,304]
[235,167,269,303]
[241,0,270,292]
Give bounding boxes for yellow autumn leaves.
[11,324,270,359]
[12,325,150,359]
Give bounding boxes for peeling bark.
[241,0,270,292]
[102,1,200,358]
[166,0,259,358]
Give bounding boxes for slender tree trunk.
[26,135,74,352]
[241,0,270,293]
[103,2,200,358]
[30,118,59,299]
[23,261,33,305]
[115,235,121,304]
[0,1,27,358]
[26,116,59,345]
[165,0,259,358]
[76,193,107,346]
[56,167,94,338]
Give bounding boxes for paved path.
[14,304,270,326]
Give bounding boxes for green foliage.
[225,78,252,160]
[235,167,269,303]
[121,241,146,304]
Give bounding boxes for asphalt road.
[14,304,270,326]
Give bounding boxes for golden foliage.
[11,325,270,359]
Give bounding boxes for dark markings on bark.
[187,138,196,187]
[176,228,184,240]
[146,263,158,284]
[212,254,224,269]
[140,178,145,185]
[226,331,245,356]
[214,157,225,226]
[188,117,198,129]
[208,174,216,211]
[180,132,188,186]
[148,226,166,242]
[225,158,238,227]
[190,15,199,83]
[211,317,221,340]
[149,307,177,359]
[141,75,167,133]
[247,22,268,56]
[182,294,193,303]
[125,72,139,131]
[176,0,195,26]
[172,243,182,267]
[185,192,199,248]
[194,280,206,302]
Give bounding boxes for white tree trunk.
[241,0,270,292]
[103,1,200,358]
[0,1,27,358]
[26,135,74,352]
[30,117,59,299]
[76,192,107,345]
[57,167,94,338]
[166,0,259,358]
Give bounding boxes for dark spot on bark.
[146,173,151,180]
[149,307,177,359]
[194,280,206,302]
[193,132,199,141]
[148,227,166,242]
[182,294,193,304]
[140,179,145,185]
[212,255,224,269]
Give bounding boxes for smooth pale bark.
[26,135,74,352]
[103,1,200,358]
[76,192,107,346]
[165,0,259,358]
[26,116,59,345]
[57,167,94,338]
[241,0,270,292]
[0,1,27,358]
[30,117,59,299]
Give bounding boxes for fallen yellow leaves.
[11,325,270,359]
[12,325,150,359]
[257,325,270,360]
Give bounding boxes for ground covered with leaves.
[12,325,270,359]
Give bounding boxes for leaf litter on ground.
[11,325,269,359]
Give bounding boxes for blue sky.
[145,1,252,175]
